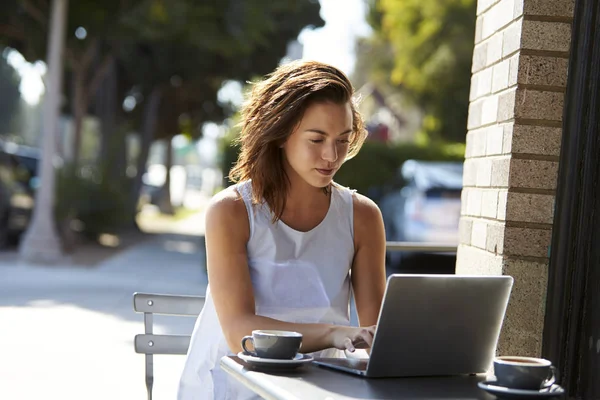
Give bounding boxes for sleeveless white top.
[178,180,356,400]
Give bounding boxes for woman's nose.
[322,142,338,162]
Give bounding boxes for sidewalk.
[0,233,208,400]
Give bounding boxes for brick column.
[457,0,574,356]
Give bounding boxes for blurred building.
[355,83,422,143]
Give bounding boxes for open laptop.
[313,274,513,378]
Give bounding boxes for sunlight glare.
[6,49,46,106]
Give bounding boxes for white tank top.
[178,180,356,400]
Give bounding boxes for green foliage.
[359,0,476,143]
[0,0,145,63]
[219,134,465,198]
[119,0,324,142]
[55,162,131,236]
[1,0,325,236]
[0,0,324,143]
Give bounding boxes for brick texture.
[458,0,573,358]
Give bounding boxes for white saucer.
[478,381,565,398]
[237,352,314,369]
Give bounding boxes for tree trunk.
[128,86,162,227]
[71,68,86,166]
[70,46,113,168]
[97,58,126,179]
[61,69,87,251]
[18,0,67,263]
[157,138,175,215]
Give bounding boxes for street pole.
[19,0,68,263]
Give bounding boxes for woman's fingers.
[350,326,376,349]
[359,327,375,347]
[344,337,355,352]
[334,325,378,351]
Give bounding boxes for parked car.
[0,142,39,247]
[380,160,463,268]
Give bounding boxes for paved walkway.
[0,233,207,400]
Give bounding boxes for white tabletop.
[220,356,495,400]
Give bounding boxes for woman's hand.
[330,325,376,353]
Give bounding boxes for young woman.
[178,60,387,400]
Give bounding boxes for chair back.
[133,292,205,400]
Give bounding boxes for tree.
[0,0,154,165]
[116,0,324,216]
[0,48,21,136]
[18,0,67,263]
[1,0,324,162]
[359,0,476,143]
[1,0,325,234]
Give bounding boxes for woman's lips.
[316,168,335,176]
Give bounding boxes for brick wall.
[456,0,575,356]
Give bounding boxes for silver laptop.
[313,274,513,378]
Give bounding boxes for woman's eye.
[338,139,350,144]
[309,139,324,143]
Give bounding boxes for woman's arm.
[206,188,374,354]
[351,193,387,328]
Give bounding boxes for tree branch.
[88,54,115,99]
[21,0,48,28]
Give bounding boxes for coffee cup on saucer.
[241,330,302,360]
[493,356,557,390]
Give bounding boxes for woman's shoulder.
[351,191,383,230]
[204,184,251,253]
[205,184,248,224]
[348,191,385,249]
[330,183,381,221]
[331,183,379,214]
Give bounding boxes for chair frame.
[133,292,205,400]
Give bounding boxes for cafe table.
[220,356,496,400]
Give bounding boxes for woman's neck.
[285,172,330,211]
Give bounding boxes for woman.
[178,60,387,399]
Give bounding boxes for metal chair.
[133,292,205,400]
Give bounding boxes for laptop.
[313,274,513,378]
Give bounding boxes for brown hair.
[229,60,367,221]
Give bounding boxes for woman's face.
[282,101,353,189]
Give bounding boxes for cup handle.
[542,366,558,388]
[241,336,257,356]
